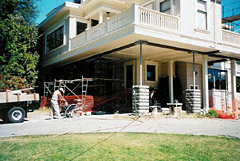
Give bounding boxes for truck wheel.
[8,107,26,123]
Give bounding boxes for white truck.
[0,88,39,123]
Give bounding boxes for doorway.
[124,60,135,88]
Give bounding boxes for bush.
[205,109,218,118]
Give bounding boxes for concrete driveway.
[0,112,240,138]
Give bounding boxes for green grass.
[0,133,240,161]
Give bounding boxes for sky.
[36,0,73,24]
[35,0,240,28]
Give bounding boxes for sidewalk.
[0,113,240,138]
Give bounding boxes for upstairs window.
[46,26,64,53]
[197,0,207,30]
[91,19,99,27]
[208,68,227,90]
[77,22,87,35]
[160,0,170,14]
[74,0,85,4]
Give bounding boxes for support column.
[168,61,174,103]
[231,60,238,119]
[99,11,103,24]
[87,19,91,30]
[193,51,196,89]
[202,55,209,111]
[140,42,143,86]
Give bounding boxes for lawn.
[0,133,239,161]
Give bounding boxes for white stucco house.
[38,0,240,114]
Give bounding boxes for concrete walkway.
[0,114,240,138]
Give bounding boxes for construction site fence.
[210,107,238,119]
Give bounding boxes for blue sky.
[35,0,240,26]
[36,0,73,24]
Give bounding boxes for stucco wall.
[180,0,222,42]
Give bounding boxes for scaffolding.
[222,3,240,33]
[44,76,93,105]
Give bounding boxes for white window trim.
[45,21,66,54]
[145,60,158,83]
[195,0,210,32]
[124,60,136,88]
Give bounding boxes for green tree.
[0,0,39,91]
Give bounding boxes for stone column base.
[185,89,201,113]
[132,85,149,114]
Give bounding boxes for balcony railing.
[70,4,180,50]
[138,6,179,32]
[222,29,240,46]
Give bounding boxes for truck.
[0,88,39,123]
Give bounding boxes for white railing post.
[105,19,108,34]
[85,30,88,42]
[132,3,139,25]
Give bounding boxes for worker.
[51,88,66,119]
[149,88,157,106]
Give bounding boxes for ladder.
[81,75,89,105]
[44,82,54,97]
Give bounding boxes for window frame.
[208,68,227,90]
[45,22,66,54]
[145,60,158,82]
[196,0,208,30]
[160,0,171,13]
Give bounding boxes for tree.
[0,0,39,91]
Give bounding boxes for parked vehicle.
[0,88,39,123]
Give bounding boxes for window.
[91,19,99,27]
[196,0,207,30]
[237,77,240,93]
[208,68,227,90]
[74,0,85,4]
[46,26,64,52]
[147,65,156,81]
[160,0,170,14]
[77,22,87,35]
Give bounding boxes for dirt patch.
[26,108,51,121]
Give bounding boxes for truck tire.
[7,107,26,123]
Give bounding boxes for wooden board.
[0,91,39,104]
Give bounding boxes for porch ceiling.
[102,44,221,64]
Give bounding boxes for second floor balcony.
[42,3,240,67]
[70,4,180,50]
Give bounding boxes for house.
[38,0,240,114]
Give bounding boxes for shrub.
[205,109,218,118]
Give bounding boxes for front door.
[124,60,135,89]
[126,65,133,88]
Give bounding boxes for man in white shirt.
[51,88,66,119]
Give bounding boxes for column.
[231,60,238,119]
[87,19,91,30]
[140,42,143,86]
[69,16,76,38]
[202,55,209,111]
[193,51,196,89]
[99,10,103,24]
[168,60,174,103]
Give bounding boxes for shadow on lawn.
[71,116,140,160]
